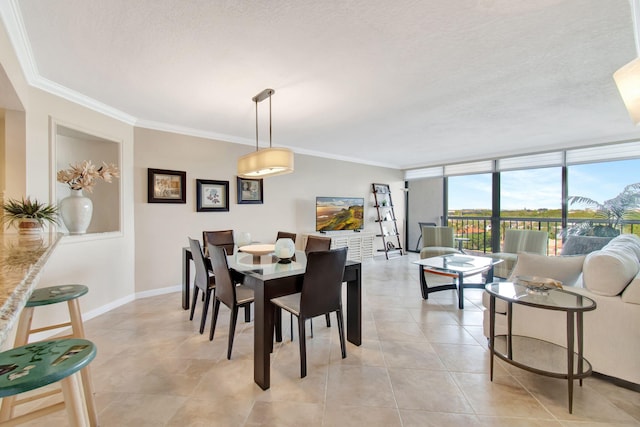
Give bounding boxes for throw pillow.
[583,247,639,296]
[508,252,585,287]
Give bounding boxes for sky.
[448,159,639,211]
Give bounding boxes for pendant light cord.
[255,99,259,152]
[269,92,272,148]
[633,0,640,55]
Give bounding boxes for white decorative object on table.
[274,238,295,263]
[57,160,119,235]
[239,244,275,264]
[236,231,252,247]
[59,189,93,235]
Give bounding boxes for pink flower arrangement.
[57,160,119,192]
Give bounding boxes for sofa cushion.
[583,247,639,296]
[507,252,586,287]
[560,236,613,256]
[482,252,586,315]
[420,247,459,258]
[621,273,640,304]
[605,234,640,261]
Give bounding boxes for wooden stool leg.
[13,306,34,347]
[68,299,86,338]
[79,366,98,427]
[68,298,98,426]
[60,372,89,427]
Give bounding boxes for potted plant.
[2,197,59,235]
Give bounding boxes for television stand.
[300,232,374,262]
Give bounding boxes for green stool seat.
[26,285,88,307]
[0,338,96,398]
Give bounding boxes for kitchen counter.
[0,232,62,347]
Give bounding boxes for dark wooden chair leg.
[189,287,199,321]
[200,289,212,334]
[325,313,331,327]
[336,308,346,358]
[297,316,307,378]
[273,308,282,342]
[290,313,294,341]
[244,305,251,323]
[209,299,221,341]
[227,307,239,359]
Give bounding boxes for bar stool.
[0,285,98,426]
[0,338,96,426]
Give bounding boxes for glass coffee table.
[414,254,502,309]
[485,282,596,413]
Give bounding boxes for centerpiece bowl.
[238,244,275,263]
[516,275,563,295]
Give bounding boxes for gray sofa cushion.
[561,236,613,256]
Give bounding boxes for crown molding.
[0,0,136,124]
[134,118,254,146]
[1,1,398,170]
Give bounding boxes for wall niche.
[53,122,121,235]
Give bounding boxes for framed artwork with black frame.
[196,179,229,212]
[237,177,263,204]
[148,168,186,203]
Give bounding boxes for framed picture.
[373,183,389,194]
[148,168,186,203]
[196,179,229,212]
[237,177,263,204]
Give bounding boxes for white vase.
[60,189,93,235]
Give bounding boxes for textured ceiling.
[5,0,640,169]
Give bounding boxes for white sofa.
[482,233,640,386]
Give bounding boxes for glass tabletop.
[413,254,499,274]
[485,282,596,311]
[227,250,308,281]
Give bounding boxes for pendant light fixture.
[613,0,640,125]
[237,88,294,178]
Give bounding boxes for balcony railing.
[447,216,640,255]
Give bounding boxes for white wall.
[134,127,404,293]
[1,17,136,330]
[406,177,444,252]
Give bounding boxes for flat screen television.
[316,196,364,232]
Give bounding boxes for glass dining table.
[181,247,362,390]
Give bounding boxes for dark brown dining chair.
[306,235,334,331]
[305,235,332,254]
[271,247,348,377]
[208,244,255,359]
[203,230,235,256]
[276,231,297,243]
[281,234,335,341]
[188,238,216,334]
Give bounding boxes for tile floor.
[21,252,640,426]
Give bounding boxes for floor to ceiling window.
[447,173,492,252]
[499,166,562,253]
[567,158,640,237]
[408,141,640,254]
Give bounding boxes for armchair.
[419,226,459,259]
[491,229,549,278]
